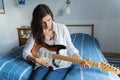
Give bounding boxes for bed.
[0,24,120,80]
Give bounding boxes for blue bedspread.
[0,33,120,80]
[0,46,33,80]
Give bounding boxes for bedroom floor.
[105,55,120,77]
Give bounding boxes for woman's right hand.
[35,57,51,67]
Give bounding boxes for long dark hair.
[31,4,53,45]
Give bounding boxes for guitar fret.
[88,61,98,67]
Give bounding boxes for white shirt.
[22,22,79,70]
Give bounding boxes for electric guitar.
[31,43,120,75]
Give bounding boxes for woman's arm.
[63,25,79,56]
[63,25,90,68]
[23,35,51,67]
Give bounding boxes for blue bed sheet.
[0,33,120,80]
[0,46,33,80]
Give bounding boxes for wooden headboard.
[66,24,94,37]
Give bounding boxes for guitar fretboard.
[52,54,99,67]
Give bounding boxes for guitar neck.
[52,54,99,67]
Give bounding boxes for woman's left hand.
[74,53,91,68]
[80,58,91,68]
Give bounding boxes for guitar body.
[31,43,66,57]
[31,43,66,67]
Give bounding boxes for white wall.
[0,0,120,54]
[0,0,22,54]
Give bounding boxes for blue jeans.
[29,66,72,80]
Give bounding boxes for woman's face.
[42,15,53,30]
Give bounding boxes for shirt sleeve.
[22,35,35,60]
[63,25,79,57]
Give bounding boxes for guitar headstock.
[99,62,120,75]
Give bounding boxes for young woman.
[23,4,89,80]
